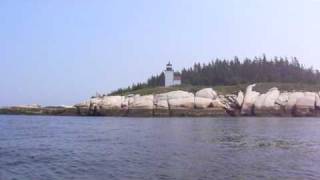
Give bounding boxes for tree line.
[110,55,320,95]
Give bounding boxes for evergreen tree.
[110,55,320,95]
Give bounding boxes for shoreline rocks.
[293,92,317,116]
[254,87,281,116]
[0,106,78,116]
[241,84,260,115]
[3,84,320,117]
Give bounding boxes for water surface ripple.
[1,116,320,180]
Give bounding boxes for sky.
[1,0,320,106]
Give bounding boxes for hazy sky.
[1,0,320,106]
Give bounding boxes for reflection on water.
[1,116,320,180]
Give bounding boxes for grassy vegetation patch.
[110,82,320,96]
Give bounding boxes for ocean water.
[1,115,320,180]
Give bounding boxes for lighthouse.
[164,62,181,87]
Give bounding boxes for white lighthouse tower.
[165,62,181,87]
[165,62,174,87]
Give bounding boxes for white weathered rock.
[254,88,281,115]
[236,91,244,107]
[84,98,104,111]
[169,97,195,109]
[121,98,129,109]
[294,92,316,116]
[100,96,123,109]
[217,95,232,109]
[166,90,194,100]
[241,84,260,115]
[315,92,320,109]
[195,88,218,99]
[122,95,140,109]
[304,92,317,98]
[154,91,194,109]
[130,95,154,109]
[75,100,91,108]
[296,96,315,108]
[75,98,102,115]
[275,92,289,106]
[296,92,316,108]
[154,93,168,102]
[212,99,228,108]
[263,88,280,108]
[285,92,304,111]
[166,91,195,109]
[154,93,169,109]
[195,97,213,109]
[254,94,267,110]
[155,100,169,109]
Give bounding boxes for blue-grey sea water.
[1,115,320,180]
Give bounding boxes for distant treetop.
[109,55,320,95]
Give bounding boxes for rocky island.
[2,58,320,117]
[1,84,320,117]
